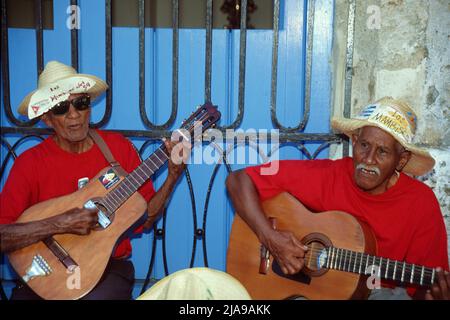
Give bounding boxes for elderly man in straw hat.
[0,61,186,299]
[226,97,449,300]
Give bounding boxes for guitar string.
[101,109,211,216]
[290,245,436,280]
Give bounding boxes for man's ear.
[40,114,53,128]
[396,150,412,172]
[351,133,358,149]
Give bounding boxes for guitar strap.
[88,129,127,177]
[40,130,130,272]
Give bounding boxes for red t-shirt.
[245,157,449,296]
[0,129,155,258]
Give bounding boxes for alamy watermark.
[366,264,381,290]
[66,5,81,30]
[366,5,381,30]
[169,124,280,175]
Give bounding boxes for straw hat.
[331,96,435,176]
[18,60,108,119]
[137,268,252,300]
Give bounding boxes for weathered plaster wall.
[331,0,450,260]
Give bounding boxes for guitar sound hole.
[304,241,327,271]
[301,233,332,277]
[92,201,114,230]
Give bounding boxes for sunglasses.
[51,95,91,116]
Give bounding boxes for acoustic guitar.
[227,192,439,299]
[8,102,220,300]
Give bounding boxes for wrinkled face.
[41,93,91,143]
[352,126,411,195]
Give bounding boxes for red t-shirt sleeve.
[244,159,336,212]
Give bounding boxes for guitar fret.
[336,248,339,270]
[420,266,424,286]
[303,244,432,288]
[410,264,415,284]
[153,152,164,165]
[393,261,398,281]
[385,258,390,280]
[378,257,383,278]
[147,157,159,170]
[334,248,338,270]
[328,248,332,269]
[344,250,348,271]
[333,248,337,270]
[108,198,119,212]
[102,198,115,213]
[110,191,121,204]
[142,161,155,176]
[158,148,169,161]
[351,251,356,273]
[325,248,330,268]
[113,187,126,203]
[331,247,335,269]
[136,166,148,181]
[358,252,362,274]
[365,254,369,274]
[117,187,129,202]
[122,180,134,193]
[132,171,145,184]
[401,262,406,282]
[128,173,140,185]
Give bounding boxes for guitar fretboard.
[325,247,436,286]
[100,146,169,214]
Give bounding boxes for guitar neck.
[101,145,169,212]
[324,247,436,287]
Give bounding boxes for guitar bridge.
[259,245,271,274]
[259,217,277,274]
[22,254,53,283]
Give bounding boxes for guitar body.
[226,192,378,300]
[8,166,147,300]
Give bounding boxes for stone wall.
[331,0,450,260]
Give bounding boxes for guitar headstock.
[180,102,221,140]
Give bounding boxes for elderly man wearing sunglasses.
[0,61,186,300]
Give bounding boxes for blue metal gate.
[1,0,351,299]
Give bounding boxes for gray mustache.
[356,163,380,176]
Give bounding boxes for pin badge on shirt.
[78,177,89,190]
[98,169,120,190]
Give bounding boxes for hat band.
[28,77,96,119]
[355,104,413,144]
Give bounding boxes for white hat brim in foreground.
[137,267,252,300]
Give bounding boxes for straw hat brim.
[137,267,252,300]
[17,73,108,116]
[331,117,435,176]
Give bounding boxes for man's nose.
[66,104,81,118]
[364,147,377,165]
